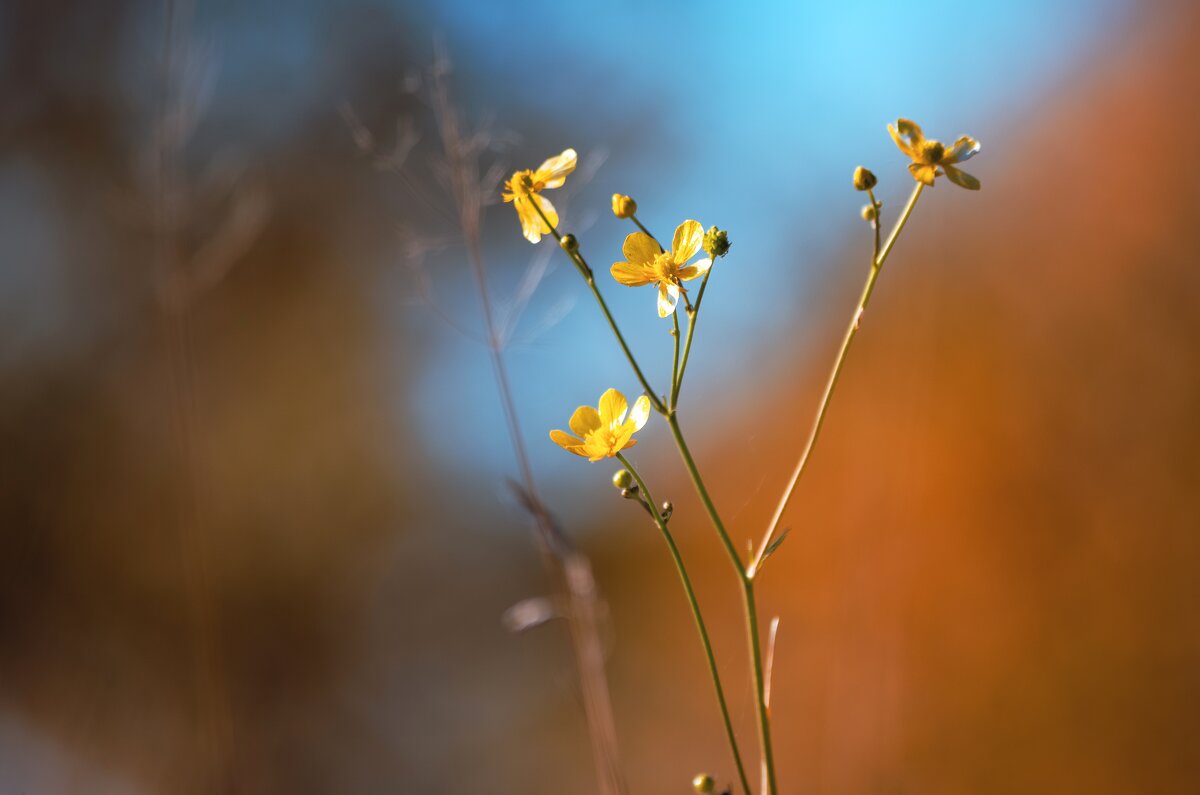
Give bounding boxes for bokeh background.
[2,0,1199,792]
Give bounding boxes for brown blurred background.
[1,0,1198,793]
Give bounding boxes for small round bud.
[692,773,716,794]
[661,501,674,520]
[560,234,579,253]
[703,226,731,259]
[612,469,634,490]
[620,487,635,500]
[860,204,877,223]
[612,194,637,219]
[853,166,877,191]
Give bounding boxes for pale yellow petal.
[535,148,577,189]
[943,164,981,190]
[597,388,628,426]
[517,194,556,243]
[677,256,712,281]
[622,231,660,265]
[550,429,589,457]
[628,395,651,431]
[657,282,679,318]
[569,405,602,437]
[611,260,656,287]
[671,220,704,264]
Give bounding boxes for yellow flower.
[887,119,981,190]
[550,388,651,461]
[502,149,577,243]
[610,220,712,317]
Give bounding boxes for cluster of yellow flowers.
[504,119,980,460]
[501,118,980,795]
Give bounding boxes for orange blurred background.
[2,0,1198,793]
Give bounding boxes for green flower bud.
[703,226,731,259]
[560,234,579,253]
[612,469,634,490]
[692,773,716,794]
[860,204,877,223]
[612,194,638,219]
[853,165,877,191]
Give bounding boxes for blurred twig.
[149,2,267,788]
[422,47,627,795]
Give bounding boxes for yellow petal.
[622,231,660,265]
[677,256,712,281]
[943,164,981,190]
[610,425,636,454]
[628,395,651,431]
[597,388,628,426]
[944,135,980,165]
[657,282,679,318]
[671,220,704,264]
[569,405,602,437]
[887,123,913,157]
[611,260,656,287]
[908,162,938,186]
[535,148,577,189]
[550,429,589,457]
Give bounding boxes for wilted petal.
[611,260,656,286]
[628,395,651,431]
[536,148,577,189]
[569,405,601,437]
[657,282,679,317]
[671,220,704,263]
[597,388,628,426]
[943,164,981,190]
[622,231,660,265]
[887,123,913,156]
[896,118,925,147]
[944,136,981,165]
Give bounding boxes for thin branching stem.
[672,266,713,409]
[532,201,667,413]
[749,181,925,576]
[616,454,753,795]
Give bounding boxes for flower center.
[917,140,945,164]
[651,251,677,282]
[508,169,539,196]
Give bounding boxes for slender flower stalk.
[530,200,667,414]
[616,454,753,795]
[664,414,778,795]
[749,181,925,576]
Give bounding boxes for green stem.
[616,454,753,795]
[749,181,924,576]
[672,266,713,408]
[531,200,666,413]
[670,309,681,403]
[663,415,779,794]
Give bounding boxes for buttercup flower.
[610,220,712,317]
[550,388,651,461]
[502,149,577,243]
[887,119,981,190]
